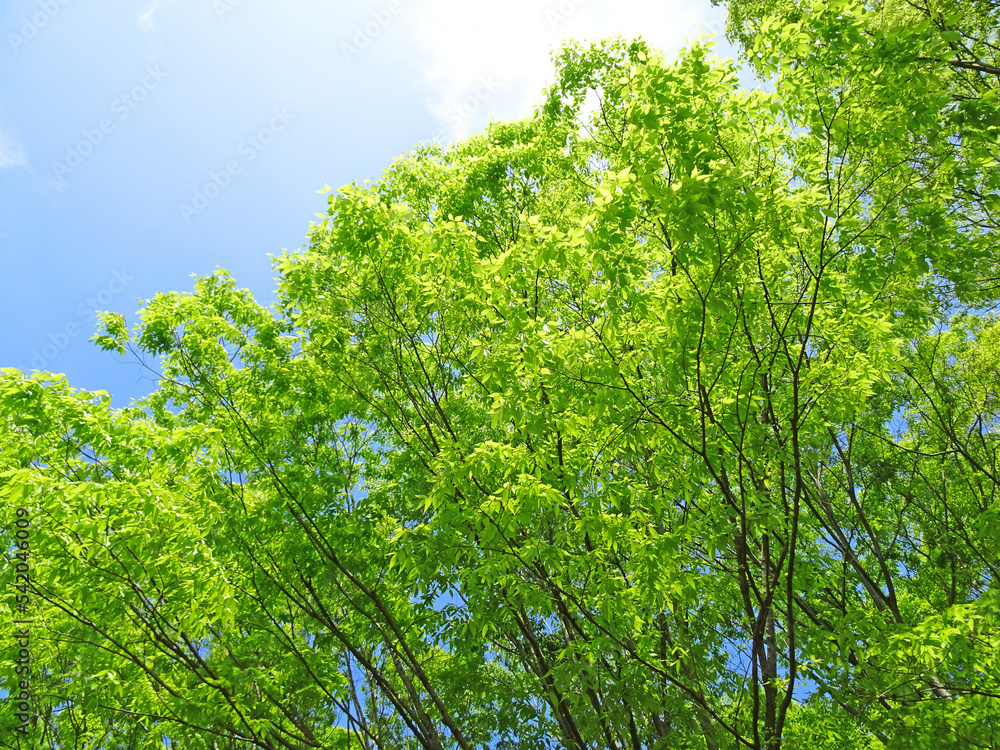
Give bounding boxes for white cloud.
[410,0,730,142]
[0,130,27,169]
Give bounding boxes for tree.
[2,11,999,748]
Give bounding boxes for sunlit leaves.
[4,12,1000,748]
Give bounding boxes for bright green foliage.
[3,9,999,749]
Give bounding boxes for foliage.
[3,7,999,748]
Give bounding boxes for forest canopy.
[2,0,999,748]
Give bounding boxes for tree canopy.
[3,1,999,748]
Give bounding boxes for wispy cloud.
[411,0,728,141]
[0,129,27,169]
[413,0,560,139]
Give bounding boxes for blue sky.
[1,0,741,406]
